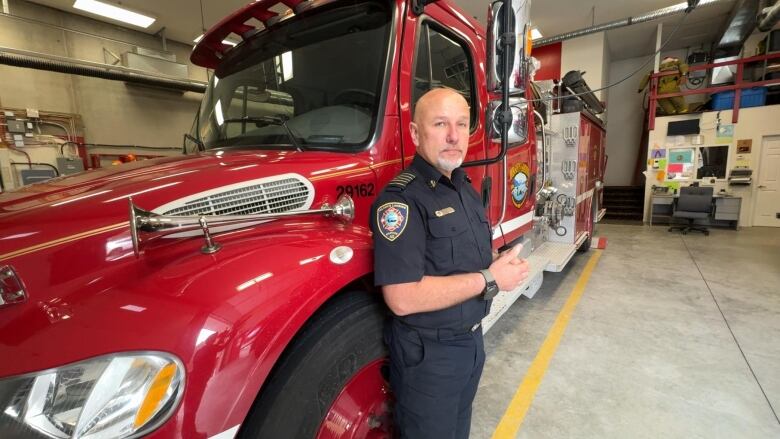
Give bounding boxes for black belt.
[395,320,481,340]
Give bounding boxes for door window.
[411,22,476,129]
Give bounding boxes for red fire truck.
[0,0,605,437]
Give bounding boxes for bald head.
[409,88,470,178]
[413,88,470,125]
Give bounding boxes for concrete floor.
[473,224,780,438]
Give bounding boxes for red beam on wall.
[531,42,562,81]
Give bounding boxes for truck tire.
[239,290,392,439]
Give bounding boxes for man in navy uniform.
[371,88,530,438]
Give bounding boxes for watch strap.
[480,269,498,300]
[480,269,495,287]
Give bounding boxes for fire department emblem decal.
[377,202,408,241]
[510,162,530,208]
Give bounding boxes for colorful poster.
[666,148,695,180]
[716,124,734,143]
[651,149,666,159]
[669,149,693,164]
[667,163,683,173]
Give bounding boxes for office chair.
[668,186,713,235]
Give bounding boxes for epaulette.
[386,171,416,191]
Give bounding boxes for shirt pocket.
[426,213,468,273]
[474,207,493,261]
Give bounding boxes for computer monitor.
[667,119,700,136]
[696,145,729,179]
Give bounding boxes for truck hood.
[0,149,379,375]
[0,149,374,254]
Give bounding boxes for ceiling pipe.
[535,0,730,47]
[758,0,780,31]
[0,45,207,93]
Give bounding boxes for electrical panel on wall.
[0,108,85,190]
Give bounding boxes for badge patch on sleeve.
[377,202,409,241]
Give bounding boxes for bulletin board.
[667,147,695,180]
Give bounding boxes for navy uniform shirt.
[371,154,494,330]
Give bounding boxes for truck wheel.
[239,291,392,439]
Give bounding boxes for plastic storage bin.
[711,87,767,110]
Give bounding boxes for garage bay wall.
[0,0,205,161]
[603,55,647,186]
[643,105,780,227]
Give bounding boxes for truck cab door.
[397,2,489,208]
[488,115,536,247]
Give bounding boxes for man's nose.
[446,124,459,144]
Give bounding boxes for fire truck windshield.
[191,0,391,152]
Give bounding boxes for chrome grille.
[162,177,310,216]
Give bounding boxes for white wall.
[643,105,780,227]
[601,36,611,121]
[561,32,608,102]
[604,56,648,186]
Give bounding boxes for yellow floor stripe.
[491,250,603,439]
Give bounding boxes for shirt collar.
[410,154,466,190]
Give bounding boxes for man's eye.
[435,122,445,127]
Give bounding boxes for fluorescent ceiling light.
[531,28,543,40]
[73,0,155,28]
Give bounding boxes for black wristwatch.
[479,269,499,301]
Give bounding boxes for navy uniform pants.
[386,319,485,439]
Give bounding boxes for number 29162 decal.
[336,183,374,198]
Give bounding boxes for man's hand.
[487,244,530,292]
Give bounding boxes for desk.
[649,194,741,229]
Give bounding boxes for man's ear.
[409,122,420,146]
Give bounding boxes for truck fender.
[179,225,378,436]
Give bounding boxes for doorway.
[753,135,780,227]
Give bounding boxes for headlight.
[0,352,184,438]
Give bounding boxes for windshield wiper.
[183,133,205,152]
[222,115,306,152]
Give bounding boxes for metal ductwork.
[712,0,760,58]
[535,0,730,47]
[758,0,780,31]
[0,45,207,94]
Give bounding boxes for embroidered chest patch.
[377,202,409,241]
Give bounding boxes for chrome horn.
[128,195,354,257]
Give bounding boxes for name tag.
[435,207,455,217]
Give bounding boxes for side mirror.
[465,0,532,169]
[487,97,528,145]
[486,0,531,94]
